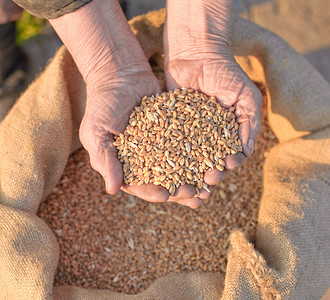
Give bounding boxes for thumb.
[103,145,123,194]
[80,118,123,195]
[236,86,262,158]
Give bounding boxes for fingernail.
[248,138,255,155]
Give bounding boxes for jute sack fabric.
[0,9,329,300]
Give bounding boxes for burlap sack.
[1,9,329,300]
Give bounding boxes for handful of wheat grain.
[114,88,242,195]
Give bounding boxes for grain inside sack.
[114,88,242,195]
[37,77,277,294]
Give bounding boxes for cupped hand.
[163,0,262,198]
[164,51,262,186]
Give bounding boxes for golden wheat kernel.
[169,185,175,195]
[216,165,225,172]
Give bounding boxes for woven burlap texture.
[0,9,329,300]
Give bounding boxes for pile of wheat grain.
[115,88,242,195]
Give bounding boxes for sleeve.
[11,0,93,19]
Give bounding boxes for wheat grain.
[115,88,242,195]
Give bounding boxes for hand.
[164,0,262,186]
[165,53,262,185]
[79,68,163,198]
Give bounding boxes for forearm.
[165,0,233,59]
[49,0,152,87]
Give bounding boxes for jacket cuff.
[13,0,93,19]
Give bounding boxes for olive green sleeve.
[12,0,93,19]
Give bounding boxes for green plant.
[16,12,46,45]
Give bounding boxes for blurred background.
[1,0,324,119]
[15,0,330,87]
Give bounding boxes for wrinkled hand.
[165,52,261,185]
[79,69,157,195]
[164,0,262,190]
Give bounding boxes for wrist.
[50,0,151,86]
[165,0,233,60]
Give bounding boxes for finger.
[169,185,211,200]
[80,121,124,195]
[104,145,124,194]
[237,116,252,157]
[171,184,196,199]
[224,152,247,170]
[121,183,169,203]
[236,85,262,157]
[198,188,211,200]
[168,197,202,209]
[204,168,228,185]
